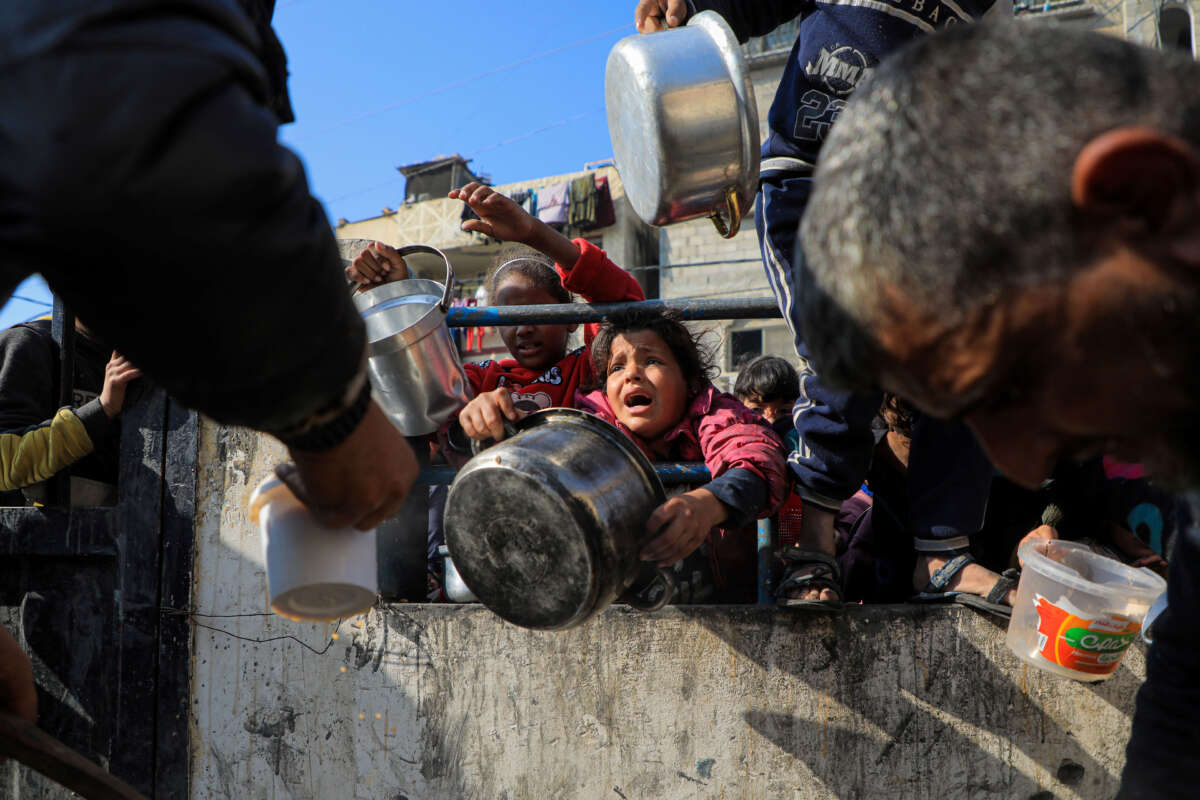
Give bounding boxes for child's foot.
[776,507,843,609]
[912,553,1017,607]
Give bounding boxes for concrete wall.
[190,421,1142,799]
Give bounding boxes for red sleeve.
[557,239,644,302]
[557,239,645,343]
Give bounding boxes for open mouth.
[625,393,652,409]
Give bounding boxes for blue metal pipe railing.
[447,297,781,327]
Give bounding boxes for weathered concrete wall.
[190,421,1141,799]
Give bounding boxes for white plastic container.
[249,475,378,621]
[1007,539,1165,682]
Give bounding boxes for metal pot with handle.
[605,10,760,238]
[352,244,473,435]
[443,408,675,630]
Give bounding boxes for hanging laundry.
[568,174,598,229]
[522,190,537,218]
[592,175,616,229]
[536,181,570,226]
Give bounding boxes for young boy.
[734,355,799,440]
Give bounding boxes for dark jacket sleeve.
[29,23,365,435]
[688,0,813,43]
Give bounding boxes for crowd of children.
[342,183,1184,610]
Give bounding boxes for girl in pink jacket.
[577,310,788,598]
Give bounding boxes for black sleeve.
[0,324,58,431]
[689,0,813,43]
[704,467,769,529]
[33,38,365,435]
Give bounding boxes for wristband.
[278,374,372,453]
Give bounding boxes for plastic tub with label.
[1007,539,1165,681]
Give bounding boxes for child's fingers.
[461,219,496,237]
[642,520,685,565]
[494,390,519,422]
[375,244,409,279]
[453,181,482,201]
[641,504,679,560]
[466,184,494,208]
[478,402,508,441]
[352,251,383,281]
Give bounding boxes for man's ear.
[1072,127,1200,234]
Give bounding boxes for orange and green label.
[1033,594,1141,676]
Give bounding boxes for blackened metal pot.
[443,408,673,630]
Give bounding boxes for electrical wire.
[325,108,605,204]
[162,606,351,656]
[293,24,631,141]
[10,294,51,306]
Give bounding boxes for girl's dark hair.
[733,355,799,404]
[484,244,570,304]
[589,308,718,393]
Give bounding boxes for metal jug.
[605,10,760,239]
[353,244,473,435]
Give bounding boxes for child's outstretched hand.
[450,182,536,243]
[99,351,142,419]
[459,387,524,442]
[640,488,727,566]
[346,241,409,291]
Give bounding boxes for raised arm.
[636,0,812,43]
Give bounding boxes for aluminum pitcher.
[353,244,473,435]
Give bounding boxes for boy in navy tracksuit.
[634,0,1012,608]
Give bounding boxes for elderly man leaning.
[799,21,1200,797]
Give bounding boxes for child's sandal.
[775,547,844,612]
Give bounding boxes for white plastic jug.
[249,475,378,621]
[1007,539,1165,682]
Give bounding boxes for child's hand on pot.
[459,388,523,442]
[640,488,726,566]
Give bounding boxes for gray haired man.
[799,21,1200,797]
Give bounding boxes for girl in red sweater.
[444,182,644,443]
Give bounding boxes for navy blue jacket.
[691,0,1008,165]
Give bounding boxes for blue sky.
[0,0,634,329]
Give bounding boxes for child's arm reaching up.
[451,182,582,267]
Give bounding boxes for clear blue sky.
[0,0,635,330]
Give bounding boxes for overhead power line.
[294,24,631,141]
[325,108,604,204]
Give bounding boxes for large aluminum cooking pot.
[605,10,759,238]
[353,245,473,435]
[443,408,674,630]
